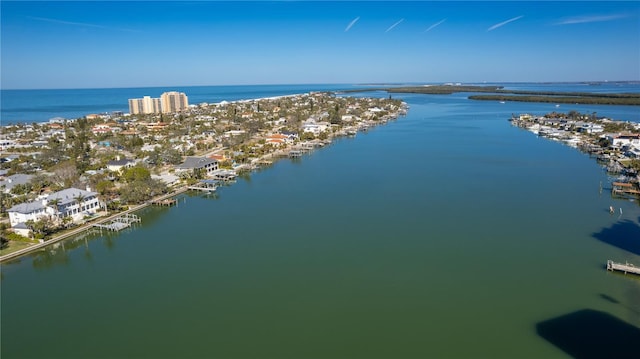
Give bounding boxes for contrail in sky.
[345,16,360,32]
[385,18,404,33]
[27,16,141,33]
[555,14,630,25]
[28,16,108,29]
[424,18,446,32]
[487,15,524,31]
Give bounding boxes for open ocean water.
[1,83,640,358]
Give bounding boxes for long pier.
[607,260,640,276]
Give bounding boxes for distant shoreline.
[342,85,640,106]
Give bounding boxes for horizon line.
[3,80,640,91]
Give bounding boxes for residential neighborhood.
[0,91,407,244]
[510,111,640,189]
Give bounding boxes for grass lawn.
[0,240,37,256]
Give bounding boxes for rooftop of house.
[7,200,46,214]
[45,188,98,207]
[176,156,218,170]
[0,173,34,191]
[107,158,135,166]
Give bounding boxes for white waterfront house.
[7,188,102,234]
[302,119,330,135]
[607,134,640,148]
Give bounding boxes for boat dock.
[187,179,218,192]
[93,214,141,232]
[210,169,237,182]
[607,260,640,276]
[152,198,177,206]
[288,149,303,158]
[611,182,640,198]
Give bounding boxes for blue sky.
[1,1,639,89]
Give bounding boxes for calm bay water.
[1,84,640,358]
[2,82,639,124]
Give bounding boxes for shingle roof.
[0,174,34,191]
[7,201,45,214]
[7,187,97,214]
[46,188,97,206]
[176,156,218,170]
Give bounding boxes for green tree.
[73,193,86,215]
[122,166,151,183]
[48,198,62,225]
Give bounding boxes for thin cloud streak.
[424,18,446,32]
[385,18,404,33]
[555,14,630,25]
[344,16,360,32]
[28,16,108,29]
[487,15,524,31]
[27,16,142,33]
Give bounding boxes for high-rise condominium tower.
[160,91,189,113]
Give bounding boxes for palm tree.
[73,193,86,216]
[48,198,62,226]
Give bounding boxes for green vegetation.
[345,84,640,106]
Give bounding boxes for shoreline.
[0,98,406,263]
[342,85,640,106]
[0,188,187,263]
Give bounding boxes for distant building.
[160,91,189,113]
[129,96,162,115]
[128,92,188,114]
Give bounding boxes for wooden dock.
[607,260,640,276]
[611,182,640,197]
[288,150,302,158]
[152,198,176,206]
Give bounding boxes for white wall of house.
[7,188,102,228]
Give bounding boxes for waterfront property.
[6,187,102,236]
[2,83,640,359]
[152,198,177,206]
[510,112,640,196]
[175,156,219,177]
[93,213,141,232]
[187,179,218,192]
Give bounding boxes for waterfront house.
[175,156,219,177]
[607,134,640,148]
[7,187,101,234]
[302,120,330,135]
